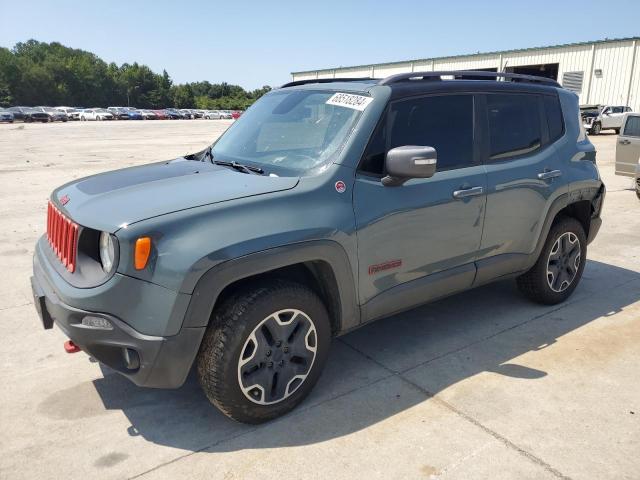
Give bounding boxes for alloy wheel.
[546,232,581,292]
[238,308,317,405]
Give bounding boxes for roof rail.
[378,71,561,88]
[280,77,374,88]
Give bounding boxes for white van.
[615,112,640,198]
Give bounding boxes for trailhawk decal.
[368,259,402,275]
[326,92,373,111]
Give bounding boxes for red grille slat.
[46,201,79,273]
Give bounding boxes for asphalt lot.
[0,121,638,480]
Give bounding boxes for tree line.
[0,40,271,109]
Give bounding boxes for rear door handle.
[452,186,484,199]
[619,139,631,145]
[537,169,562,180]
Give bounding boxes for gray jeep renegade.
[31,71,604,423]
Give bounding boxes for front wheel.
[197,280,331,424]
[517,216,586,305]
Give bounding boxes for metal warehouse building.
[291,37,640,111]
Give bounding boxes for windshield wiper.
[214,159,264,175]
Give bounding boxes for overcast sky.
[1,0,639,89]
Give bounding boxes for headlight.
[99,232,116,272]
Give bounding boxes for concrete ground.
[0,121,638,480]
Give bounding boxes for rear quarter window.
[543,95,564,142]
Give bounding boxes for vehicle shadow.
[92,259,640,452]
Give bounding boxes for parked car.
[34,107,68,122]
[219,110,233,119]
[581,104,632,135]
[7,106,50,123]
[615,112,640,199]
[231,110,243,120]
[31,71,604,424]
[107,107,132,120]
[0,109,14,123]
[138,109,158,120]
[162,109,182,120]
[203,110,222,119]
[79,108,114,121]
[151,110,167,120]
[56,107,81,120]
[126,109,143,120]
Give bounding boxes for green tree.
[0,39,271,109]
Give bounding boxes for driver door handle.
[537,169,562,180]
[452,186,484,199]
[619,139,631,145]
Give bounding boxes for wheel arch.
[529,184,604,270]
[181,240,360,337]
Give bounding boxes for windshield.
[211,90,364,174]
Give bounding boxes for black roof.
[280,71,561,98]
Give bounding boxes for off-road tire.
[517,216,587,305]
[197,279,331,424]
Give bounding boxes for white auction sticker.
[326,92,373,111]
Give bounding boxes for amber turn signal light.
[134,237,151,270]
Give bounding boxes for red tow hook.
[64,340,81,353]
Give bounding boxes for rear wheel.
[197,280,331,424]
[590,122,601,135]
[517,216,586,305]
[614,128,620,135]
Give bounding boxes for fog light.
[122,348,140,370]
[81,316,113,330]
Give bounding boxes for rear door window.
[486,94,542,161]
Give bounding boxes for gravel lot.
[0,121,638,480]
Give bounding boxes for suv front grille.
[46,201,79,272]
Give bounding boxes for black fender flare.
[526,182,604,271]
[181,240,360,334]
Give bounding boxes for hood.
[53,158,299,232]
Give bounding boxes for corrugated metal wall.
[292,39,640,111]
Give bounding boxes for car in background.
[138,109,158,120]
[127,109,143,120]
[0,109,14,123]
[219,110,233,119]
[615,112,640,199]
[107,107,132,120]
[231,110,243,120]
[152,110,168,120]
[79,108,114,121]
[178,109,196,119]
[7,106,50,123]
[34,107,68,122]
[581,104,632,135]
[203,110,222,119]
[56,107,81,120]
[164,109,183,119]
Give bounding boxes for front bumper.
[31,244,205,388]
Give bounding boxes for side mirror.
[382,146,437,186]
